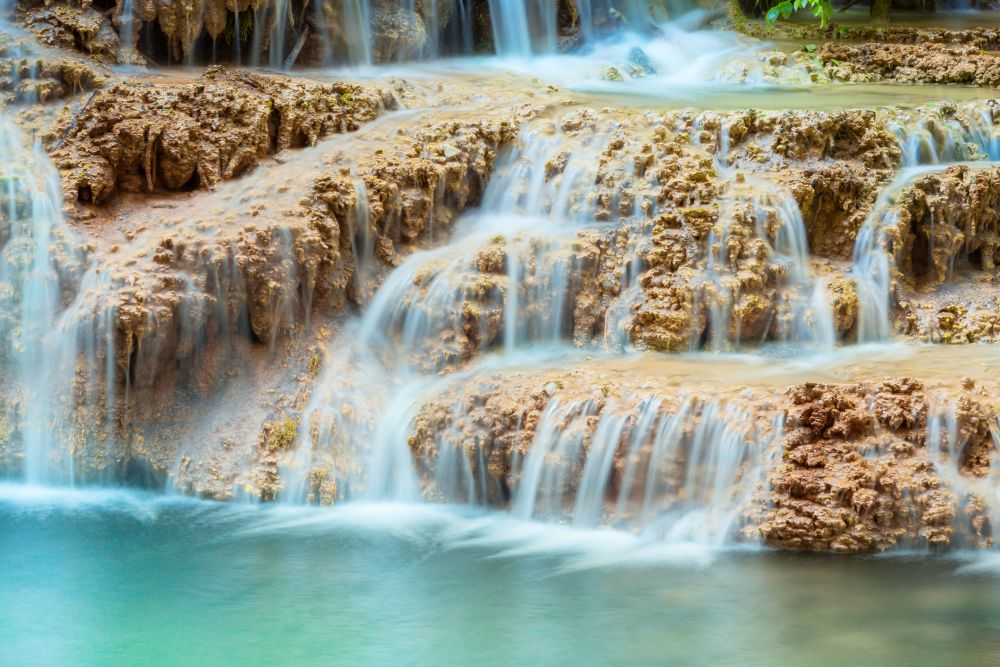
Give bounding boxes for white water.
[0,119,101,484]
[893,103,1000,167]
[503,394,781,543]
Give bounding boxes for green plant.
[760,0,833,27]
[223,10,254,46]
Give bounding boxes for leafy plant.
[223,10,254,46]
[760,0,833,27]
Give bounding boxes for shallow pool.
[1,486,998,666]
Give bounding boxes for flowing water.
[4,2,1000,664]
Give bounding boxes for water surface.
[2,488,998,666]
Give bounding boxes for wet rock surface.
[0,33,108,103]
[406,359,998,551]
[357,103,903,365]
[761,378,996,551]
[17,0,120,62]
[821,43,1000,87]
[53,67,393,205]
[6,81,537,499]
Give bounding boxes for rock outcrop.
[0,32,108,103]
[403,359,998,551]
[17,0,120,62]
[761,379,995,551]
[53,67,393,204]
[39,95,533,498]
[822,43,1000,87]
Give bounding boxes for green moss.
[262,417,298,453]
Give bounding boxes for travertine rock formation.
[357,104,902,364]
[888,165,1000,284]
[53,67,393,204]
[822,43,1000,87]
[17,0,120,62]
[71,105,529,497]
[404,362,998,551]
[0,31,108,103]
[312,114,522,268]
[761,379,995,551]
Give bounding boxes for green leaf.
[803,43,817,53]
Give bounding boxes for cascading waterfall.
[1,2,43,104]
[113,0,706,69]
[0,111,316,486]
[692,184,836,351]
[281,128,615,502]
[283,118,823,541]
[0,118,115,484]
[847,102,1000,342]
[850,187,899,343]
[3,0,1000,580]
[851,134,1000,342]
[892,104,1000,167]
[689,114,836,351]
[427,391,783,542]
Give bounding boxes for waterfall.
[690,178,836,352]
[850,199,896,343]
[0,118,118,484]
[924,399,1000,549]
[892,105,1000,167]
[502,394,780,542]
[488,0,559,57]
[851,103,1000,342]
[101,0,704,67]
[283,116,837,506]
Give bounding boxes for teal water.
[1,485,999,667]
